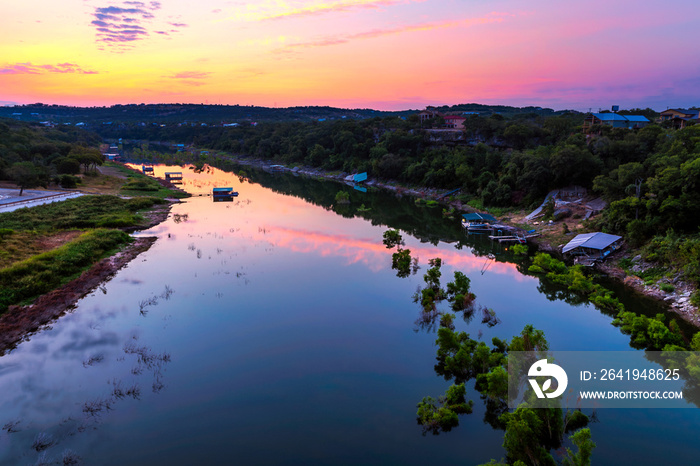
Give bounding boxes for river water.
[0,164,698,465]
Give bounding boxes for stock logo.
[528,359,568,399]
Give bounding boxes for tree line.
[0,119,104,192]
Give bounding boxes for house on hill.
[418,108,466,129]
[418,107,440,122]
[562,232,622,260]
[443,115,467,129]
[659,109,700,129]
[583,113,649,130]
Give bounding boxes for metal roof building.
[562,232,622,255]
[462,213,497,223]
[584,113,650,129]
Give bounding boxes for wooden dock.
[466,222,540,243]
[165,172,183,182]
[488,233,540,243]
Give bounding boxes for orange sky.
[2,0,700,110]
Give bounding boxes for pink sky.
[1,0,699,111]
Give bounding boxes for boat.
[461,213,497,231]
[212,187,239,201]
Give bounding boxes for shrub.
[510,244,528,256]
[58,174,80,189]
[96,213,142,228]
[691,291,700,308]
[125,197,163,211]
[335,191,350,204]
[660,283,675,293]
[122,178,160,191]
[383,229,403,248]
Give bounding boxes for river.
[0,164,698,465]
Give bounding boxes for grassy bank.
[0,229,132,312]
[113,163,190,199]
[0,195,166,231]
[0,194,175,313]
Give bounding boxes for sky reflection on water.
[0,164,699,465]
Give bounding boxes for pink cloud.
[0,62,98,75]
[91,1,187,50]
[256,0,426,21]
[276,12,509,51]
[165,71,212,86]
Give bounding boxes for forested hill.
[98,108,697,295]
[0,118,103,189]
[0,102,573,125]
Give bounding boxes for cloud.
[90,1,186,49]
[229,0,424,22]
[276,12,509,52]
[0,62,99,75]
[165,71,212,86]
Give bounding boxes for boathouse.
[562,232,622,259]
[462,213,497,231]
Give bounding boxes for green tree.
[8,161,47,195]
[562,428,596,466]
[382,229,403,248]
[501,405,557,466]
[68,146,103,174]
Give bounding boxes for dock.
[474,223,540,243]
[165,172,183,182]
[488,233,540,243]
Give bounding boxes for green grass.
[101,162,189,199]
[0,229,132,312]
[634,267,666,282]
[121,175,189,199]
[618,257,633,273]
[0,230,51,269]
[0,195,165,231]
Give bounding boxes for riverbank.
[216,154,699,326]
[0,236,157,355]
[0,165,185,353]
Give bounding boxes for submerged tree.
[382,229,403,248]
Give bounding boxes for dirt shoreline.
[224,155,699,326]
[0,237,157,355]
[0,194,177,355]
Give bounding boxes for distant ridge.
[0,102,576,125]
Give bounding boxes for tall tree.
[8,161,47,196]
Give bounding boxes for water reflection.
[0,285,173,464]
[0,162,698,464]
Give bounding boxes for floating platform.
[488,234,540,243]
[165,172,183,182]
[212,187,239,201]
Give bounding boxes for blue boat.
[461,213,497,231]
[212,187,239,200]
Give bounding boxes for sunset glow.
[3,0,699,110]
